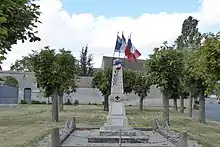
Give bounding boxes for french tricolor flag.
[125,37,141,60]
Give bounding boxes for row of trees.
[0,0,94,122]
[10,45,94,76]
[1,0,219,124]
[9,45,94,122]
[146,16,220,124]
[92,16,220,125]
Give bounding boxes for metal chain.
[121,129,170,145]
[63,128,176,145]
[61,118,180,145]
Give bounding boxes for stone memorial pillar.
[100,58,135,136]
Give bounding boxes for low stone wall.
[50,117,190,147]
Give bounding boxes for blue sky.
[61,0,219,33]
[62,0,200,17]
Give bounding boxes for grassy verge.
[0,105,219,147]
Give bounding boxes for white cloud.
[2,0,220,69]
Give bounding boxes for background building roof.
[101,56,147,71]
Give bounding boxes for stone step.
[88,135,149,143]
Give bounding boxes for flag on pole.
[124,36,141,60]
[114,35,122,52]
[125,38,132,56]
[132,46,141,58]
[120,33,126,53]
[114,33,126,53]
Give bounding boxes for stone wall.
[0,71,165,106]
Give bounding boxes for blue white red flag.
[114,33,126,53]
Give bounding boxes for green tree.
[187,47,208,123]
[56,49,78,111]
[175,16,201,50]
[10,51,37,72]
[145,42,184,125]
[79,45,94,76]
[31,46,78,121]
[1,76,18,87]
[188,32,220,123]
[0,0,41,66]
[92,68,111,111]
[123,69,136,94]
[175,16,202,116]
[132,72,151,111]
[198,32,220,92]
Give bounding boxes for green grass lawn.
[0,104,219,147]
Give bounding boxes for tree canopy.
[79,45,94,76]
[92,68,139,96]
[132,71,151,111]
[132,71,151,98]
[31,46,78,97]
[0,0,41,66]
[145,42,184,94]
[10,51,37,72]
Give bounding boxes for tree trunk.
[162,90,170,125]
[58,91,64,111]
[173,98,178,111]
[52,90,59,122]
[47,97,50,104]
[188,92,193,117]
[104,95,109,111]
[199,88,206,123]
[180,96,184,113]
[139,96,144,111]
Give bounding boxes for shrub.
[73,99,79,106]
[20,99,27,104]
[64,99,72,105]
[31,100,47,104]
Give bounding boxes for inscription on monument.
[113,71,118,86]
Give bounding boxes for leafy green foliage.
[193,32,220,93]
[0,0,41,65]
[92,68,112,96]
[31,46,78,97]
[1,76,18,87]
[92,68,137,95]
[123,69,136,94]
[132,71,151,98]
[10,51,37,72]
[145,42,184,94]
[175,16,201,49]
[79,45,94,76]
[174,16,203,97]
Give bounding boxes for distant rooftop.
[101,56,147,71]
